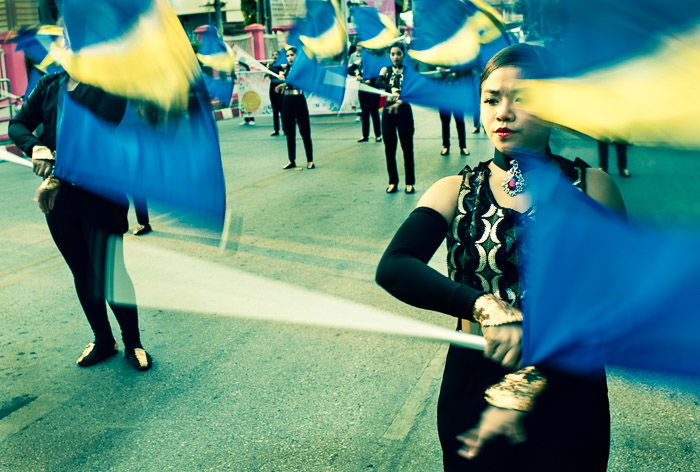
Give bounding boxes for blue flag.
[400,58,480,116]
[521,0,700,147]
[359,49,391,80]
[51,0,226,229]
[398,0,509,115]
[518,151,700,376]
[10,25,64,97]
[196,25,235,106]
[352,6,400,51]
[409,0,510,71]
[286,0,348,105]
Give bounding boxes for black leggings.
[359,90,381,139]
[439,109,466,149]
[269,85,283,133]
[597,141,628,172]
[382,103,415,185]
[46,186,142,348]
[282,94,313,164]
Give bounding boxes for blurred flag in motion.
[400,0,510,115]
[51,0,200,112]
[51,0,226,230]
[286,0,348,105]
[196,24,235,106]
[353,6,400,51]
[352,6,395,79]
[10,25,64,98]
[518,151,700,376]
[521,0,700,148]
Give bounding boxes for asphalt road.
[1,108,698,471]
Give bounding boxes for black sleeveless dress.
[438,155,610,472]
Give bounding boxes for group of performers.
[11,31,626,470]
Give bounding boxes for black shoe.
[76,342,118,367]
[357,137,369,143]
[472,126,481,134]
[271,131,280,136]
[405,185,415,194]
[386,184,398,194]
[282,162,297,170]
[307,162,315,169]
[133,224,152,236]
[440,147,449,156]
[375,136,382,142]
[125,347,152,371]
[619,168,632,177]
[460,147,470,156]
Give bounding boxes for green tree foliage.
[241,0,258,25]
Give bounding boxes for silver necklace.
[502,159,526,196]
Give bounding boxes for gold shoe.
[125,348,152,371]
[76,342,118,367]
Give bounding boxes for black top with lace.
[447,154,588,310]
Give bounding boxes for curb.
[213,106,240,121]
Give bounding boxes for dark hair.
[389,42,406,53]
[480,44,549,90]
[286,46,298,54]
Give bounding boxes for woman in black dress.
[377,43,414,194]
[376,44,625,471]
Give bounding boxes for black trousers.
[382,103,415,185]
[134,197,149,226]
[282,94,313,164]
[46,185,142,348]
[598,141,628,172]
[438,345,610,472]
[269,84,283,133]
[359,90,381,139]
[439,109,466,149]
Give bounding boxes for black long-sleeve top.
[376,207,484,320]
[9,72,126,156]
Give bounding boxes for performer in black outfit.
[376,45,625,471]
[9,72,153,370]
[132,198,152,235]
[349,45,382,143]
[276,47,314,170]
[597,140,631,177]
[439,108,469,156]
[268,50,284,137]
[377,43,414,194]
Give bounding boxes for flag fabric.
[51,0,226,230]
[352,6,400,51]
[408,0,509,71]
[273,48,288,67]
[399,58,480,116]
[286,0,348,105]
[360,49,391,80]
[196,25,235,106]
[10,25,64,98]
[518,151,700,376]
[520,0,700,148]
[52,0,200,112]
[396,0,509,115]
[54,82,226,229]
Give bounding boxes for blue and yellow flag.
[52,0,200,112]
[10,25,64,97]
[521,0,700,148]
[408,0,509,71]
[398,0,509,115]
[51,0,226,229]
[352,6,400,51]
[518,150,700,376]
[196,25,235,106]
[351,6,395,80]
[286,0,348,105]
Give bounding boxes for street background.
[1,108,699,471]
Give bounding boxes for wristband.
[484,366,547,412]
[472,294,523,327]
